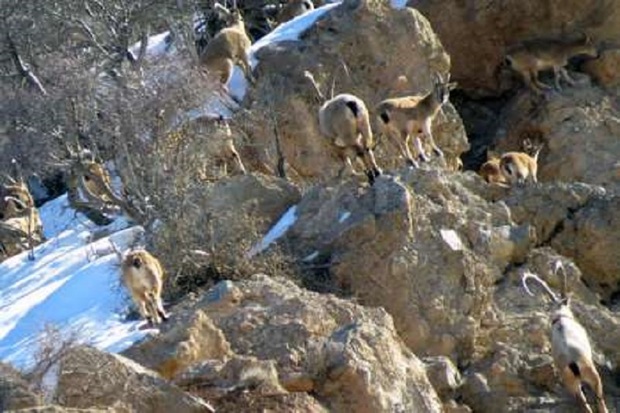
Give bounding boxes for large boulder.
[242,0,468,181]
[491,87,620,188]
[267,167,620,410]
[123,275,443,413]
[50,346,213,412]
[410,0,620,95]
[284,169,532,362]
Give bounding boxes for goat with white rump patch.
[306,71,382,184]
[119,248,169,326]
[522,262,608,413]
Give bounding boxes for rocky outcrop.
[52,346,213,412]
[491,87,620,189]
[0,362,41,411]
[242,0,469,181]
[284,169,530,362]
[123,275,443,413]
[410,0,620,95]
[265,167,620,410]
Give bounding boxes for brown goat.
[0,182,35,221]
[200,4,254,94]
[121,249,168,326]
[277,0,314,25]
[318,93,382,184]
[376,74,457,166]
[499,146,542,187]
[506,33,598,93]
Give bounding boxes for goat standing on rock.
[505,33,598,93]
[375,73,456,167]
[522,262,608,413]
[200,3,255,96]
[305,70,382,184]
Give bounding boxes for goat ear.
[214,3,232,18]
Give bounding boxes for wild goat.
[0,181,35,220]
[305,71,382,184]
[0,195,43,261]
[506,33,598,93]
[200,4,254,95]
[375,73,457,167]
[522,262,608,413]
[479,157,509,186]
[277,0,314,25]
[195,115,247,177]
[120,248,168,326]
[319,94,382,183]
[499,145,542,187]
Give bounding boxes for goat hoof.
[366,170,376,185]
[432,148,444,158]
[406,159,419,168]
[418,153,431,163]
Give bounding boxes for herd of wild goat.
[0,1,609,411]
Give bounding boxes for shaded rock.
[53,346,213,412]
[243,0,468,180]
[423,356,462,400]
[124,275,443,413]
[583,48,620,88]
[0,362,41,411]
[10,407,111,412]
[175,355,329,412]
[410,0,620,95]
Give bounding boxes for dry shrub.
[26,324,79,400]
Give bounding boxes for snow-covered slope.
[0,195,149,369]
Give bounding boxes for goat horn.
[4,196,28,210]
[108,239,124,262]
[553,260,569,299]
[521,270,561,303]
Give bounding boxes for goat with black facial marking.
[120,249,169,326]
[375,73,457,167]
[522,262,608,413]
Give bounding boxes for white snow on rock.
[246,205,298,258]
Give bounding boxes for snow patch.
[302,251,319,262]
[247,206,298,257]
[248,3,341,68]
[440,229,463,251]
[390,0,409,9]
[338,211,351,223]
[0,195,148,369]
